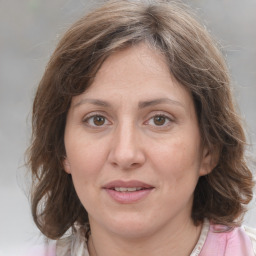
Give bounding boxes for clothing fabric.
[191,219,256,256]
[29,219,256,256]
[55,219,256,256]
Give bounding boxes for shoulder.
[200,223,256,256]
[243,225,256,255]
[21,244,56,256]
[56,228,89,256]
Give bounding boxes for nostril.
[131,162,141,167]
[111,161,141,169]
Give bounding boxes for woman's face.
[63,43,213,238]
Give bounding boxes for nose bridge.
[117,120,136,151]
[109,117,145,169]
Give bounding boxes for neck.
[88,218,202,256]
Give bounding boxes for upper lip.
[103,180,154,189]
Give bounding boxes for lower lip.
[105,189,153,204]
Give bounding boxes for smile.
[103,180,154,203]
[112,187,144,192]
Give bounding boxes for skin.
[63,43,215,256]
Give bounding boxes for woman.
[27,0,256,255]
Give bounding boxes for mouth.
[103,180,154,203]
[103,180,154,191]
[111,187,146,192]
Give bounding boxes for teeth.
[114,187,143,192]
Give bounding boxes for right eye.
[83,115,111,127]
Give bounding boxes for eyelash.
[83,113,111,128]
[145,114,173,128]
[82,113,174,129]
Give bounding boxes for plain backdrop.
[0,0,255,255]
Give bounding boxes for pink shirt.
[24,220,256,255]
[192,219,256,256]
[200,224,256,255]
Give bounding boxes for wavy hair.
[27,0,254,239]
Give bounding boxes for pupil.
[93,116,105,126]
[154,116,165,125]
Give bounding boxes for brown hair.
[27,0,254,239]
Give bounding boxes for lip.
[103,180,154,189]
[103,180,154,204]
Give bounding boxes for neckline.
[56,219,210,256]
[85,219,210,256]
[86,219,210,256]
[190,219,210,256]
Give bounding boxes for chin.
[112,225,153,239]
[104,214,157,239]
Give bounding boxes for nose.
[108,121,146,170]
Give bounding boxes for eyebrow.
[74,99,111,108]
[74,97,184,109]
[138,98,185,109]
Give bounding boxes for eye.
[146,114,173,127]
[83,114,111,127]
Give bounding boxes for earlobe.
[63,158,71,174]
[199,146,219,176]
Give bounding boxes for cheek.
[150,136,202,180]
[66,140,106,206]
[65,136,107,181]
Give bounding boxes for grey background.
[0,0,255,255]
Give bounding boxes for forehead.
[71,43,194,113]
[95,43,172,86]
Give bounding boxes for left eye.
[147,115,172,126]
[83,115,110,127]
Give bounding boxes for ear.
[63,157,71,174]
[199,145,219,176]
